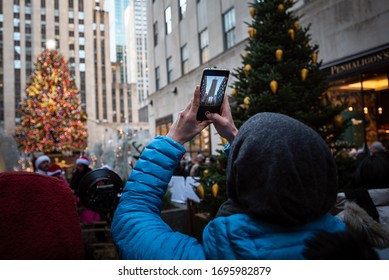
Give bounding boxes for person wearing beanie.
[370,141,386,154]
[332,152,389,258]
[111,86,346,260]
[70,155,91,193]
[34,155,51,175]
[48,163,69,186]
[47,164,64,177]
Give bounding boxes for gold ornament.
[275,49,283,61]
[231,88,237,96]
[243,96,250,105]
[220,137,228,146]
[334,114,344,127]
[270,80,278,94]
[248,27,256,38]
[301,68,308,81]
[203,169,209,176]
[288,29,295,40]
[196,185,205,199]
[294,22,300,30]
[250,7,256,18]
[312,52,318,64]
[211,183,219,198]
[244,64,252,76]
[277,4,285,12]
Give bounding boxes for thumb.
[205,112,223,123]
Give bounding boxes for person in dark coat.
[70,156,92,194]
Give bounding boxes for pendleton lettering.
[330,49,389,75]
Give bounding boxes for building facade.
[0,0,135,153]
[147,0,254,158]
[125,0,149,127]
[295,0,389,149]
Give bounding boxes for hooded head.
[226,112,338,226]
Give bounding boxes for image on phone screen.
[200,75,228,106]
[197,69,229,121]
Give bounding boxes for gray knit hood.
[226,112,338,226]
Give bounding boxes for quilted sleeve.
[111,136,206,260]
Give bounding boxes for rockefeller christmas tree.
[15,48,88,154]
[197,0,348,218]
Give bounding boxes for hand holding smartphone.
[196,68,230,121]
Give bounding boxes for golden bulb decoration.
[243,96,250,109]
[248,27,256,38]
[288,29,295,40]
[243,96,250,105]
[312,52,318,64]
[275,49,283,61]
[301,68,308,81]
[250,7,256,18]
[270,80,278,94]
[277,4,285,12]
[244,64,252,76]
[220,137,228,146]
[211,183,219,198]
[196,185,205,199]
[231,88,237,97]
[203,169,209,176]
[334,114,344,127]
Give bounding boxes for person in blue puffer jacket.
[111,86,346,260]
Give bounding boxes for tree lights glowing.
[15,49,88,154]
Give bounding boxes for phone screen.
[197,68,230,121]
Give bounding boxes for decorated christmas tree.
[15,49,88,154]
[197,0,348,217]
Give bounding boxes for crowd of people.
[32,154,103,225]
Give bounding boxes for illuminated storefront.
[155,115,211,158]
[323,44,389,149]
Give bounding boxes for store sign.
[330,49,389,75]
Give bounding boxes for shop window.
[184,126,211,158]
[327,73,389,148]
[156,115,173,136]
[156,115,211,157]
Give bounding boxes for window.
[179,0,187,20]
[155,67,160,90]
[223,8,236,49]
[165,7,172,35]
[156,115,173,136]
[166,57,173,83]
[181,44,188,75]
[153,21,158,46]
[79,0,84,11]
[199,28,209,64]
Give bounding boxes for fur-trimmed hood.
[339,201,389,249]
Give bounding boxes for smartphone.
[196,68,230,121]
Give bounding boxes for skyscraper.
[111,0,129,84]
[125,0,149,125]
[0,0,118,151]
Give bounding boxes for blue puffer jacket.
[111,136,346,260]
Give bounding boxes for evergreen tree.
[15,49,88,154]
[197,0,348,218]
